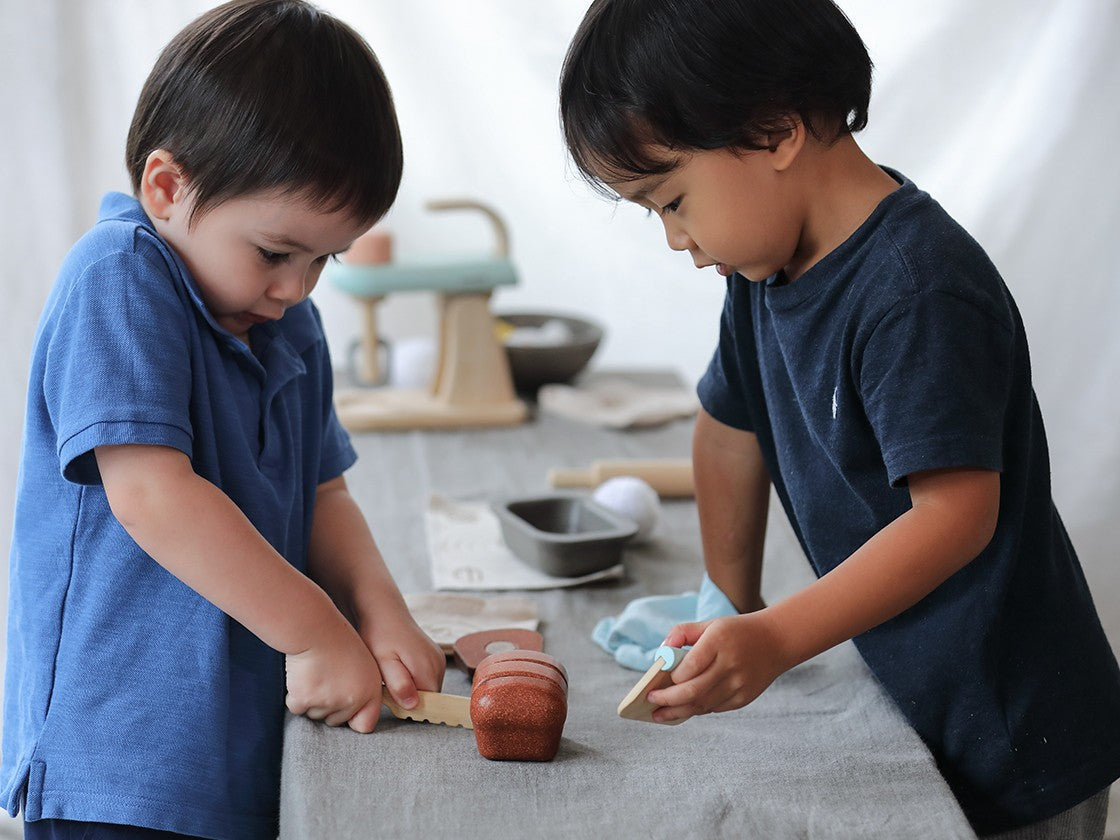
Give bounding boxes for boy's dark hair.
[126,0,401,227]
[559,0,872,193]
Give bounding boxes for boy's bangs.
[565,104,677,196]
[129,0,402,229]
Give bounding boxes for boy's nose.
[663,221,694,252]
[271,267,309,304]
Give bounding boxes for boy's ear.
[139,149,187,221]
[766,119,806,172]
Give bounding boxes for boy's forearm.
[693,409,771,612]
[96,444,352,656]
[764,467,1000,670]
[307,475,410,631]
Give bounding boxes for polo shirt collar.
[98,192,307,383]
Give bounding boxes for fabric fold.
[592,573,738,670]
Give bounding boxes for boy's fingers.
[647,641,719,707]
[662,620,710,649]
[348,698,382,734]
[652,706,694,725]
[398,648,446,693]
[286,692,324,718]
[664,633,714,683]
[324,707,354,727]
[379,658,417,709]
[420,652,448,691]
[649,674,702,710]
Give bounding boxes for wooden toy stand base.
[335,291,527,431]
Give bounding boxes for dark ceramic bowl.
[497,312,603,392]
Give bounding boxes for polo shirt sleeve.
[303,300,357,485]
[697,279,758,433]
[858,289,1013,487]
[316,363,357,485]
[45,249,194,485]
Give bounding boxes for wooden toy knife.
[617,645,688,724]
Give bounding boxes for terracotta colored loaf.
[472,649,568,691]
[470,650,568,761]
[382,649,569,762]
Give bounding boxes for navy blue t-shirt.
[698,171,1120,833]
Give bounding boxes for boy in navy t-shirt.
[560,0,1120,835]
[2,2,445,837]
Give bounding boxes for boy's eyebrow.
[261,233,314,253]
[625,174,671,205]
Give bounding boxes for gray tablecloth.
[279,405,976,839]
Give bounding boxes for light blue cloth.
[592,573,738,670]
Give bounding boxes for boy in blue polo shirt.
[2,2,445,837]
[560,0,1120,836]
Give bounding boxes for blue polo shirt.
[2,192,356,837]
[698,172,1120,833]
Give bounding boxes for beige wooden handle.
[546,467,595,488]
[548,458,694,497]
[383,689,473,729]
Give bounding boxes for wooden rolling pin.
[548,458,694,498]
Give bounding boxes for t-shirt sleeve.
[858,289,1013,486]
[697,280,757,433]
[45,249,194,484]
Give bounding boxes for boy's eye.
[660,198,682,214]
[257,248,289,265]
[313,253,342,265]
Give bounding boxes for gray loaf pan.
[493,493,638,577]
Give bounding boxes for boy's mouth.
[694,259,734,277]
[237,312,271,327]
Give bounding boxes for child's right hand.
[646,611,792,722]
[284,619,386,734]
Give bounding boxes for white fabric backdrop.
[1,1,1117,833]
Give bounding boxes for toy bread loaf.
[470,650,569,761]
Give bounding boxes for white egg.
[388,336,437,388]
[592,475,661,542]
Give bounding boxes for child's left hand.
[360,604,446,716]
[646,611,791,723]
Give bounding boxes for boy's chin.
[735,269,769,283]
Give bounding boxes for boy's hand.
[284,609,444,734]
[360,607,446,714]
[646,611,791,723]
[284,618,387,734]
[303,474,445,727]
